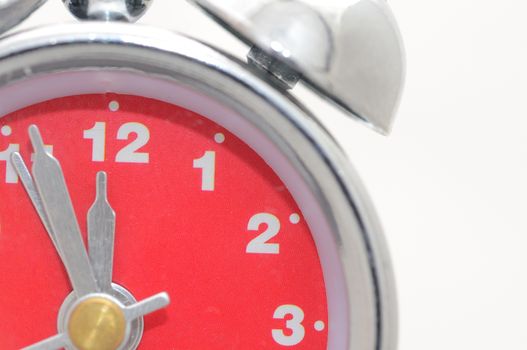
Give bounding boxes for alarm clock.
[0,1,405,349]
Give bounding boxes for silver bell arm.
[190,0,405,134]
[0,0,47,35]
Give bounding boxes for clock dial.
[0,94,328,349]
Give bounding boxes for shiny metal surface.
[63,0,153,22]
[88,171,116,294]
[190,0,405,134]
[26,291,169,349]
[123,292,170,321]
[0,23,397,350]
[0,0,46,34]
[22,126,168,349]
[247,46,301,89]
[11,152,58,253]
[16,123,160,349]
[58,284,144,350]
[29,125,99,298]
[22,334,68,350]
[67,296,127,350]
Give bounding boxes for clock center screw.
[67,296,126,350]
[58,284,144,350]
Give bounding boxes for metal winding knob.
[63,0,153,22]
[190,0,406,134]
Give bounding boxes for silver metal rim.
[0,23,397,350]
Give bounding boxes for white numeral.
[272,305,305,346]
[83,122,150,163]
[246,213,280,254]
[0,144,19,183]
[193,151,216,191]
[116,122,150,163]
[0,142,53,184]
[83,122,106,162]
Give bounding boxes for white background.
[18,1,527,349]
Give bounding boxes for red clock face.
[0,94,328,349]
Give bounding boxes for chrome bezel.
[0,23,396,350]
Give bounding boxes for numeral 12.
[84,122,150,163]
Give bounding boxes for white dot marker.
[214,133,225,144]
[314,321,325,332]
[289,213,301,224]
[109,100,120,112]
[1,125,12,136]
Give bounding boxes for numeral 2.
[246,213,280,254]
[116,123,150,163]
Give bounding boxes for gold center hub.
[67,296,127,350]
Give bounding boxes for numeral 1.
[193,151,216,191]
[0,144,19,183]
[84,122,106,162]
[0,143,53,184]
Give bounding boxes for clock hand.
[124,292,170,321]
[14,152,117,293]
[22,334,68,350]
[28,125,98,297]
[22,292,171,350]
[10,152,61,257]
[88,171,116,293]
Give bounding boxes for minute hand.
[88,171,116,293]
[29,125,98,297]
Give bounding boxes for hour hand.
[28,125,98,297]
[11,152,61,258]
